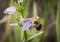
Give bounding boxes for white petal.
[4,6,16,15]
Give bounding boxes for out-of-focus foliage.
[3,0,60,42]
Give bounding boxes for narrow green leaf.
[27,31,44,41]
[33,1,38,17]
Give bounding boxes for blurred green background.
[0,0,60,42]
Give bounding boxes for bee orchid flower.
[17,16,40,31]
[3,6,16,15]
[17,17,33,31]
[19,17,36,31]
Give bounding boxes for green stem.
[56,0,60,42]
[23,0,30,41]
[43,0,50,31]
